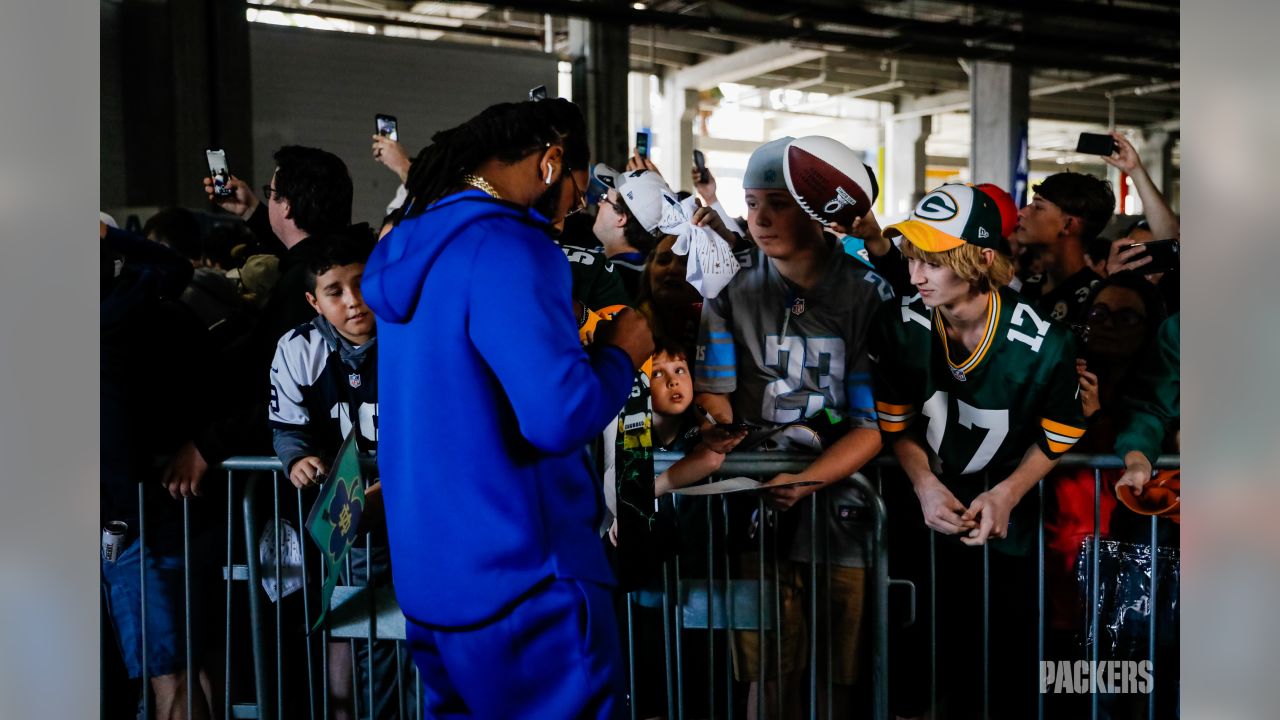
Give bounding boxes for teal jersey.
[870,285,1087,477]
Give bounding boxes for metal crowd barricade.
[105,451,1178,719]
[225,456,418,720]
[902,453,1180,720]
[652,451,891,720]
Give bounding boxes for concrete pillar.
[568,17,630,170]
[116,0,252,208]
[969,60,1030,195]
[657,72,698,190]
[1141,130,1175,198]
[885,109,932,218]
[628,72,652,142]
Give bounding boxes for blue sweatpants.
[405,577,624,719]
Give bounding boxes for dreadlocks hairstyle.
[397,98,590,223]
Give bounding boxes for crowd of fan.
[101,97,1179,720]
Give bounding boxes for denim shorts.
[101,538,194,679]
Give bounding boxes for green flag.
[305,428,366,632]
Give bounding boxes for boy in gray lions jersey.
[694,136,894,718]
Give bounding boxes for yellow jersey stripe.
[960,291,1001,373]
[1041,418,1086,438]
[876,401,915,415]
[934,292,999,374]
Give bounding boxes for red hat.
[976,183,1018,240]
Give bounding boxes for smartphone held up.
[1076,132,1117,157]
[205,149,233,198]
[1126,238,1179,275]
[692,148,710,184]
[375,114,398,142]
[635,131,650,160]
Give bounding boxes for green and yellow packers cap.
[885,183,1004,252]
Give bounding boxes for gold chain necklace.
[462,174,502,200]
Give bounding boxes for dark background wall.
[248,24,557,227]
[100,0,557,227]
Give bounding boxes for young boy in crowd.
[694,136,893,719]
[268,233,408,720]
[652,340,726,492]
[870,183,1087,719]
[610,339,730,719]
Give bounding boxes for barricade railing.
[103,452,1179,719]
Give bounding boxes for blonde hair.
[899,240,1014,293]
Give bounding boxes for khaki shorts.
[729,557,866,685]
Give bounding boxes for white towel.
[660,195,741,299]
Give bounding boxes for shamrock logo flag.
[305,428,365,632]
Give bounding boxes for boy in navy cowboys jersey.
[871,183,1087,719]
[270,235,379,487]
[695,137,893,718]
[268,234,407,719]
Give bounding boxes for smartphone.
[692,149,709,183]
[375,113,398,142]
[1076,132,1117,156]
[717,420,760,433]
[1124,238,1179,274]
[205,149,233,198]
[636,131,650,159]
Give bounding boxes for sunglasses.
[564,169,588,217]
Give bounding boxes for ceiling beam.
[673,41,826,90]
[473,0,1178,79]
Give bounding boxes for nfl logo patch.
[348,373,362,389]
[791,297,806,316]
[950,366,967,382]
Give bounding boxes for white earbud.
[544,165,554,185]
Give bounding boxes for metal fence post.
[241,473,274,720]
[1038,480,1046,720]
[183,497,195,720]
[1148,514,1159,719]
[138,483,150,720]
[225,470,234,720]
[808,493,818,720]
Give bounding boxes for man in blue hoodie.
[363,98,653,718]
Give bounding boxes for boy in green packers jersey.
[870,183,1086,719]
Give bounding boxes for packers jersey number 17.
[869,286,1086,478]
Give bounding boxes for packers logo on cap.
[917,191,959,221]
[883,183,1004,253]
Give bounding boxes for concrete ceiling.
[247,0,1179,130]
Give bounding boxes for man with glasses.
[170,147,356,495]
[186,145,361,717]
[589,167,667,299]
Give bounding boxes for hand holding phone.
[692,149,710,184]
[205,149,233,198]
[375,114,398,142]
[635,131,650,160]
[1123,238,1179,274]
[1076,132,1117,157]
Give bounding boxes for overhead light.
[632,2,647,9]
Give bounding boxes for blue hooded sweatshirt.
[362,190,635,628]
